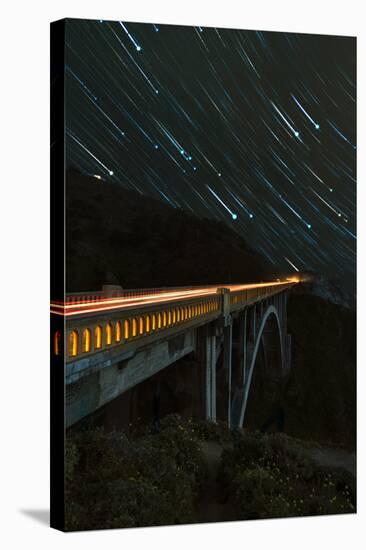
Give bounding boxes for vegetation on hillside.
[65,415,355,531]
[66,415,207,530]
[218,430,355,520]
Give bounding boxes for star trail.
[65,19,356,290]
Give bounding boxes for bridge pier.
[205,330,217,422]
[238,310,247,387]
[223,320,233,428]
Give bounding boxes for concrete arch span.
[237,304,284,428]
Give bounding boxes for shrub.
[192,419,235,443]
[217,430,355,521]
[65,415,206,530]
[65,417,355,529]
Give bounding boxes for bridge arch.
[82,328,91,352]
[238,304,284,428]
[115,321,121,342]
[124,319,130,340]
[54,330,61,356]
[151,313,156,331]
[69,330,79,357]
[106,322,113,345]
[132,318,138,337]
[145,315,151,333]
[95,325,102,349]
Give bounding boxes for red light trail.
[51,279,298,317]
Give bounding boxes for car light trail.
[50,280,298,317]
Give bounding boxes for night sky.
[65,19,356,289]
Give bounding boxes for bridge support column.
[238,310,247,387]
[282,292,288,333]
[205,333,217,422]
[277,291,286,332]
[223,319,233,428]
[250,305,257,341]
[217,287,234,428]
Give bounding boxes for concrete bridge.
[51,279,299,428]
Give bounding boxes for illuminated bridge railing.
[54,296,221,361]
[229,282,294,312]
[52,281,296,361]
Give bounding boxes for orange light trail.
[50,280,298,318]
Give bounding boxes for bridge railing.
[229,282,294,311]
[53,282,295,361]
[55,295,221,362]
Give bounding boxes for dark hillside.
[66,170,277,291]
[284,292,356,448]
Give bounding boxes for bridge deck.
[51,279,298,364]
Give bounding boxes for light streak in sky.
[291,94,320,129]
[148,179,176,207]
[227,189,254,219]
[343,227,356,240]
[153,118,182,149]
[303,163,333,192]
[207,186,237,220]
[195,28,209,52]
[119,22,142,51]
[109,25,158,93]
[200,152,222,176]
[85,95,125,137]
[68,132,114,176]
[303,163,324,183]
[272,151,295,175]
[268,205,286,225]
[262,119,281,142]
[284,257,300,272]
[311,189,343,218]
[152,118,194,163]
[214,28,226,46]
[271,101,301,139]
[66,66,97,101]
[280,196,312,229]
[158,142,186,172]
[328,120,356,148]
[237,44,260,78]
